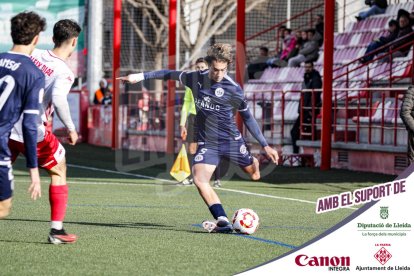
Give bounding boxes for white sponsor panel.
[238,172,414,275]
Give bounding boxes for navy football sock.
[209,204,227,220]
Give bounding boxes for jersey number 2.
[0,75,15,110]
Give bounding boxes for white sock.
[51,221,63,230]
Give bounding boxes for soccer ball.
[231,208,259,235]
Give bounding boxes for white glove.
[117,72,144,84]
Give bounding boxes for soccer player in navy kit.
[118,43,279,233]
[0,11,45,218]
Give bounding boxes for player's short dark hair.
[195,57,207,64]
[53,19,81,47]
[11,11,46,45]
[205,43,233,65]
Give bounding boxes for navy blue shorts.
[0,161,13,201]
[193,140,253,168]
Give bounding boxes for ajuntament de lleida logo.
[380,206,389,219]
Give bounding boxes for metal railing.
[303,87,407,147]
[333,32,414,88]
[117,87,407,152]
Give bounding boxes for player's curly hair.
[11,11,46,45]
[205,43,233,65]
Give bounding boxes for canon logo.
[295,254,350,267]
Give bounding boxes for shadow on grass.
[0,239,50,245]
[4,218,205,234]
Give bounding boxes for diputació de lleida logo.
[380,206,389,219]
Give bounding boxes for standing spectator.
[290,62,322,154]
[356,0,388,21]
[288,29,319,67]
[247,46,269,79]
[93,78,109,104]
[382,9,414,62]
[360,19,399,63]
[400,86,414,164]
[102,89,112,106]
[314,14,324,46]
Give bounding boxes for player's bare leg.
[193,163,232,233]
[192,163,218,205]
[0,198,12,219]
[243,156,260,180]
[46,158,77,244]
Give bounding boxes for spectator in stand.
[288,28,319,67]
[360,19,399,64]
[102,90,112,106]
[291,61,322,154]
[314,14,324,46]
[286,30,305,61]
[382,9,414,62]
[356,0,388,21]
[247,46,269,79]
[400,86,414,164]
[267,28,296,68]
[93,78,109,104]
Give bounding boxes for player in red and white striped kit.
[9,19,81,244]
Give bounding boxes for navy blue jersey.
[144,70,268,147]
[0,52,44,168]
[182,70,245,144]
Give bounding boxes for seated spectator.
[314,14,324,46]
[382,9,414,62]
[93,78,109,104]
[360,19,399,63]
[247,46,269,79]
[356,0,388,21]
[291,61,322,153]
[267,28,296,67]
[288,29,319,67]
[286,30,305,61]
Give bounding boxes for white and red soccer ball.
[231,208,259,235]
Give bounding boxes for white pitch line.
[67,163,357,209]
[216,187,317,205]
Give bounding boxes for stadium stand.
[242,1,413,173]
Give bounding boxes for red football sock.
[49,185,68,221]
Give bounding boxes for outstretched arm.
[117,70,184,84]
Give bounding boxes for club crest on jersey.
[240,144,247,155]
[215,87,224,97]
[194,154,203,162]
